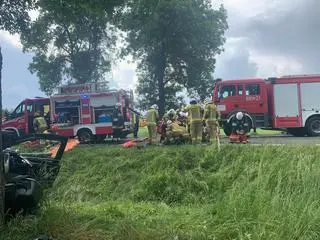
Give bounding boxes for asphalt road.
[220,135,320,145]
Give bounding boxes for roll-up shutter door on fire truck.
[300,82,320,124]
[274,84,299,117]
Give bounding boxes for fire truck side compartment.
[273,83,301,128]
[300,82,320,125]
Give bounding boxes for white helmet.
[205,98,212,105]
[167,120,172,125]
[169,109,175,114]
[236,112,244,120]
[151,104,158,110]
[115,103,121,107]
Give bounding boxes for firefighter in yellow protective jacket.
[166,120,190,143]
[146,104,159,144]
[33,111,48,133]
[187,99,202,144]
[203,99,221,144]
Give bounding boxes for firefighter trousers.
[190,121,203,144]
[147,124,157,144]
[207,121,219,146]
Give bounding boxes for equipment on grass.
[123,137,148,148]
[229,130,248,144]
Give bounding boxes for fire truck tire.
[223,124,232,136]
[5,129,18,141]
[77,129,93,143]
[306,116,320,136]
[223,114,253,136]
[287,128,306,137]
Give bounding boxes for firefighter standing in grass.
[146,104,159,144]
[187,99,202,144]
[204,99,221,145]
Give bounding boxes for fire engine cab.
[1,97,50,138]
[2,82,135,143]
[213,74,320,137]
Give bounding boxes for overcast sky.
[0,0,318,109]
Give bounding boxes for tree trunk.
[0,46,4,225]
[156,43,166,117]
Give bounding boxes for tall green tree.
[0,0,37,225]
[0,0,124,224]
[119,0,227,115]
[135,59,185,111]
[21,0,124,95]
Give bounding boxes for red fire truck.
[213,74,320,137]
[2,97,50,138]
[2,83,135,142]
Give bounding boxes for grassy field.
[2,143,320,240]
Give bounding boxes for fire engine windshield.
[219,85,236,99]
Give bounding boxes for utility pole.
[0,47,4,225]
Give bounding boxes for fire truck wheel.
[77,129,93,143]
[306,116,320,136]
[5,129,18,141]
[223,124,232,136]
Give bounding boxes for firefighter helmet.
[115,103,121,108]
[190,99,197,104]
[205,98,212,104]
[236,112,244,120]
[151,104,158,110]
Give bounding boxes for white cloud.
[213,0,317,81]
[111,58,137,90]
[0,31,22,49]
[250,53,304,77]
[29,9,39,21]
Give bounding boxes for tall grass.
[2,144,320,239]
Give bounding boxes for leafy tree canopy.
[21,0,125,95]
[0,0,36,33]
[119,0,227,115]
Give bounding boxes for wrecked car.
[3,132,68,215]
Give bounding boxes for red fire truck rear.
[213,74,320,137]
[2,82,135,142]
